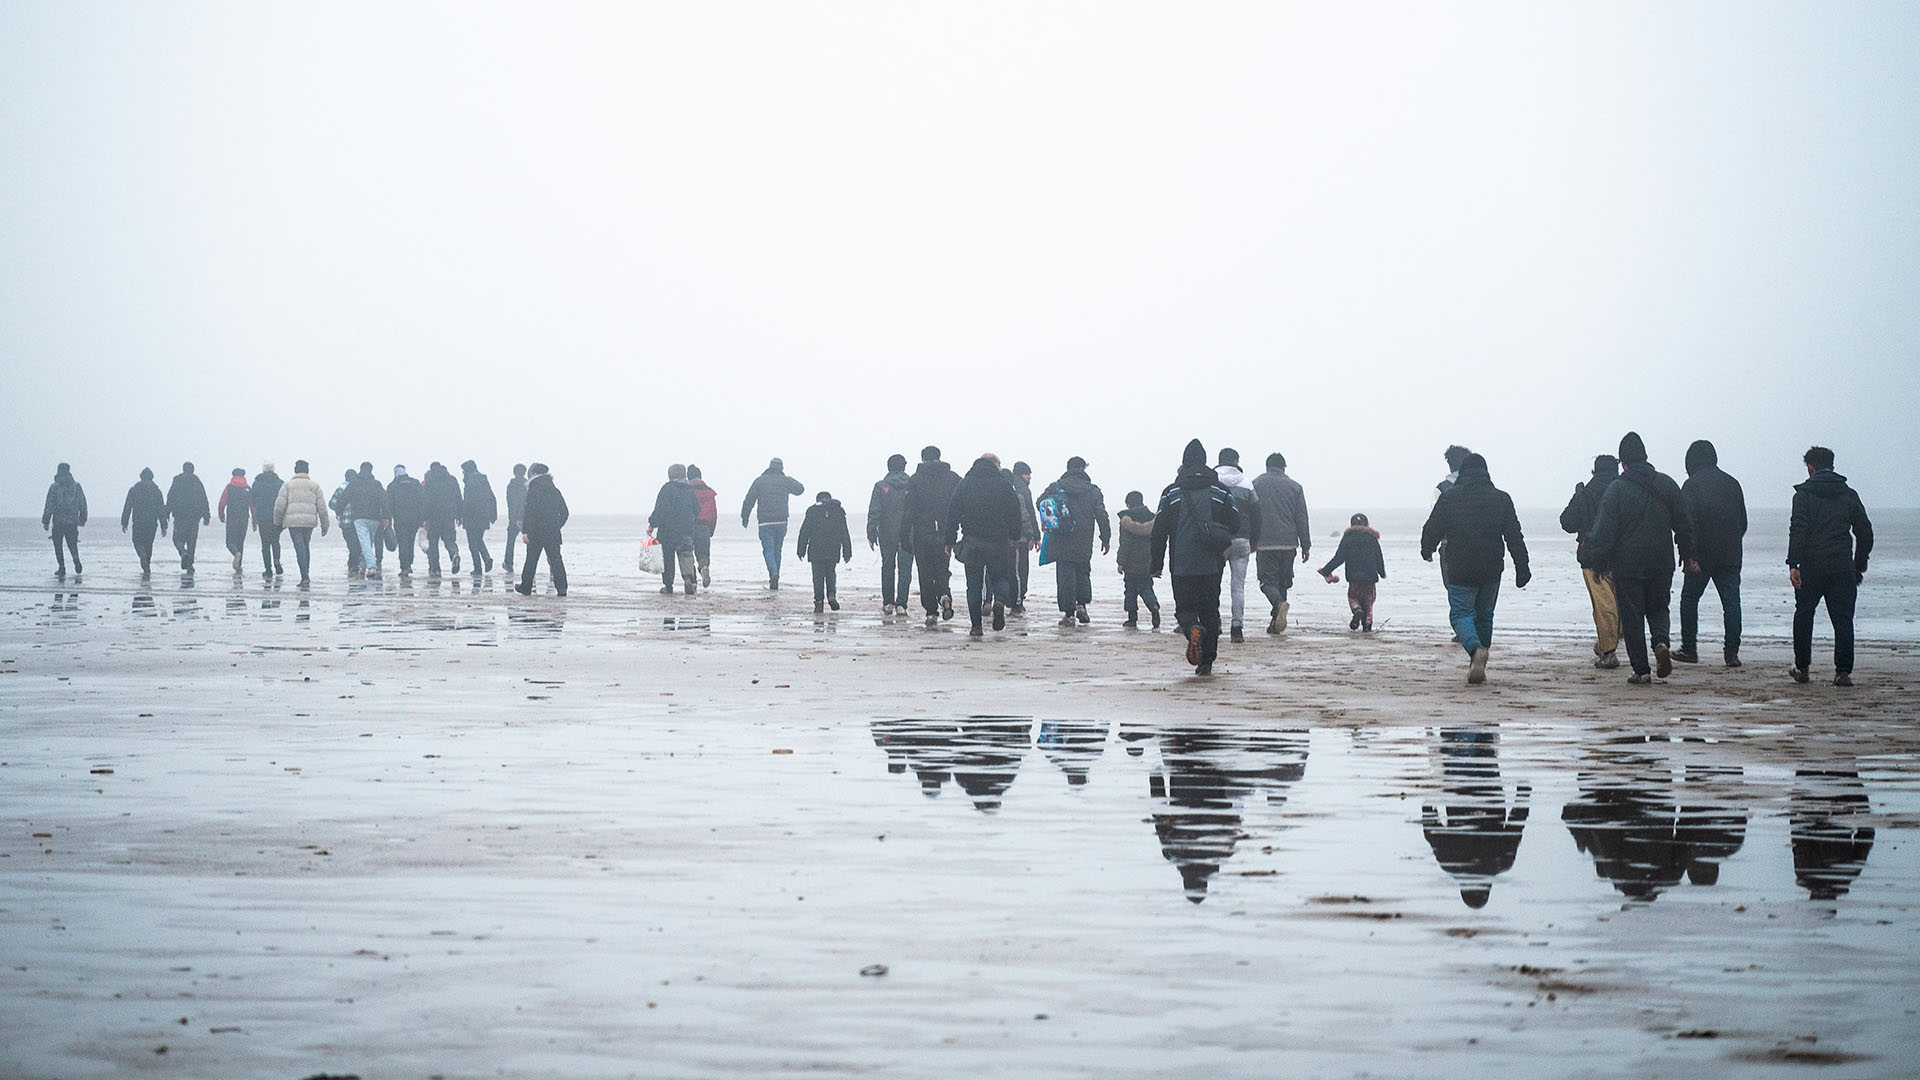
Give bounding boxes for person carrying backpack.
[1038,456,1111,627]
[1150,440,1239,675]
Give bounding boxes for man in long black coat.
[386,466,426,577]
[1420,452,1530,686]
[945,454,1024,636]
[515,463,569,597]
[165,462,211,573]
[902,446,960,627]
[1585,433,1692,685]
[1677,440,1747,666]
[649,464,701,595]
[1151,440,1240,676]
[1787,446,1873,686]
[120,467,167,575]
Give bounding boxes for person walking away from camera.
[687,465,718,588]
[1151,440,1239,675]
[1788,446,1873,687]
[250,462,285,579]
[1583,432,1691,686]
[460,460,497,577]
[1009,461,1040,611]
[1116,491,1161,629]
[1420,452,1530,686]
[1039,456,1111,627]
[1560,454,1621,668]
[1214,448,1261,642]
[503,464,528,576]
[515,463,569,596]
[1251,452,1309,634]
[649,464,701,595]
[345,462,390,578]
[945,454,1022,637]
[166,462,210,573]
[43,462,87,576]
[121,467,166,575]
[218,468,252,573]
[796,491,854,613]
[329,468,361,574]
[1320,513,1386,632]
[904,446,960,627]
[741,457,805,589]
[272,460,330,586]
[867,454,913,614]
[1677,440,1746,667]
[387,465,425,577]
[421,461,462,575]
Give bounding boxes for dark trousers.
[131,521,159,569]
[1055,559,1092,613]
[693,522,713,573]
[520,536,567,594]
[466,525,491,572]
[51,525,80,571]
[341,516,363,572]
[287,527,314,581]
[1256,549,1296,610]
[1014,544,1031,602]
[963,546,1015,626]
[1794,568,1857,675]
[259,525,283,574]
[1614,572,1673,677]
[811,559,839,603]
[1123,572,1160,617]
[880,543,913,607]
[914,537,951,615]
[1172,573,1223,665]
[504,519,521,572]
[1681,566,1742,656]
[225,520,248,557]
[393,524,419,574]
[172,519,200,570]
[426,520,458,574]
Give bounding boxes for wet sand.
[2,575,1917,1079]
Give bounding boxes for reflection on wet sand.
[870,716,1032,811]
[1422,727,1529,909]
[1562,747,1748,902]
[1791,769,1877,901]
[1038,720,1107,788]
[1135,725,1309,903]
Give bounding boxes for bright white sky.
[4,2,1917,515]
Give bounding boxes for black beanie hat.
[1618,431,1648,464]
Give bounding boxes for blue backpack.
[1036,485,1073,535]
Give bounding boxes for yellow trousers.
[1583,568,1620,654]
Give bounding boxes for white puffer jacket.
[274,474,331,530]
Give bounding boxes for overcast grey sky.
[4,2,1917,515]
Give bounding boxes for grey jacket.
[1214,465,1261,545]
[741,468,805,526]
[1251,467,1309,553]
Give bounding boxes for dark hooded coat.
[1151,440,1240,578]
[1680,441,1746,571]
[1040,468,1111,564]
[944,458,1024,559]
[43,471,88,528]
[1558,455,1618,548]
[867,469,912,548]
[121,473,166,531]
[1585,455,1691,578]
[344,471,388,521]
[1419,464,1528,587]
[1788,470,1873,575]
[387,474,425,530]
[902,459,959,549]
[249,470,285,528]
[1319,527,1387,585]
[649,479,700,547]
[795,499,853,564]
[522,473,570,543]
[460,463,496,529]
[423,464,462,527]
[166,470,210,525]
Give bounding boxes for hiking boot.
[1834,673,1854,687]
[1467,647,1489,685]
[1362,621,1373,633]
[514,583,533,596]
[925,613,938,628]
[1058,614,1076,627]
[660,585,675,595]
[1150,608,1161,629]
[1790,667,1810,684]
[1075,602,1089,625]
[814,600,825,613]
[1655,643,1673,679]
[940,594,953,621]
[701,566,711,588]
[1195,662,1212,676]
[1672,648,1699,664]
[1230,625,1245,643]
[1349,610,1362,630]
[969,624,984,639]
[1275,602,1289,633]
[1594,651,1620,669]
[991,602,1004,631]
[1186,626,1203,666]
[828,596,840,611]
[1123,614,1138,628]
[684,579,697,595]
[1627,673,1653,685]
[1724,653,1742,668]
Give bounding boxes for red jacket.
[690,481,718,528]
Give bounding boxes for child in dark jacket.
[1114,491,1161,628]
[795,492,854,612]
[1320,513,1386,631]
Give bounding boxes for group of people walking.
[41,433,1875,685]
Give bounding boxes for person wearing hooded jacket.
[271,459,330,585]
[460,460,497,576]
[1420,453,1530,686]
[387,465,425,577]
[42,463,88,575]
[1151,439,1240,675]
[1560,454,1621,668]
[741,457,805,588]
[1115,491,1161,629]
[249,462,285,579]
[344,462,390,578]
[867,454,914,615]
[421,461,463,575]
[903,446,960,627]
[218,468,252,573]
[687,465,718,588]
[1008,461,1040,610]
[1677,440,1747,667]
[1038,456,1112,627]
[1319,513,1386,632]
[121,467,167,574]
[648,464,701,595]
[1251,452,1309,634]
[795,491,854,613]
[1788,446,1874,686]
[1214,449,1262,642]
[515,463,569,596]
[1583,432,1693,685]
[944,454,1024,636]
[503,464,528,576]
[165,462,211,573]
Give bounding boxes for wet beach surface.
[3,525,1918,1078]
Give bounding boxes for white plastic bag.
[638,537,662,574]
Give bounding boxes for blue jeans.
[1681,566,1741,655]
[1446,581,1500,656]
[354,519,384,570]
[758,523,787,579]
[1055,559,1092,614]
[964,551,1015,625]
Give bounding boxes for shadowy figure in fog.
[386,465,424,577]
[120,467,166,575]
[868,454,914,615]
[1007,461,1039,611]
[903,447,960,627]
[421,461,463,576]
[1677,440,1746,667]
[503,463,527,576]
[1560,453,1621,669]
[649,464,701,595]
[687,465,718,588]
[1788,446,1874,686]
[1421,728,1530,909]
[271,460,329,586]
[741,457,805,589]
[867,716,1031,812]
[218,468,251,573]
[43,463,88,576]
[1562,756,1747,902]
[344,462,390,578]
[1584,433,1692,685]
[165,462,210,573]
[945,453,1023,636]
[250,462,284,580]
[329,468,361,574]
[515,463,569,597]
[460,460,497,577]
[1115,491,1160,629]
[796,491,854,613]
[1420,452,1529,686]
[1151,439,1239,675]
[1039,720,1108,788]
[1790,769,1875,901]
[1142,724,1309,903]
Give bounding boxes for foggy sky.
[4,2,1917,516]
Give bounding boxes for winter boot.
[1150,607,1161,629]
[1186,626,1203,667]
[969,622,984,639]
[1789,667,1810,683]
[1467,647,1489,685]
[1123,613,1138,628]
[1349,609,1362,631]
[1834,672,1854,687]
[991,601,1005,631]
[1724,652,1742,668]
[828,595,840,611]
[1075,602,1089,625]
[684,577,697,595]
[1655,643,1673,679]
[1230,625,1245,643]
[1275,602,1289,633]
